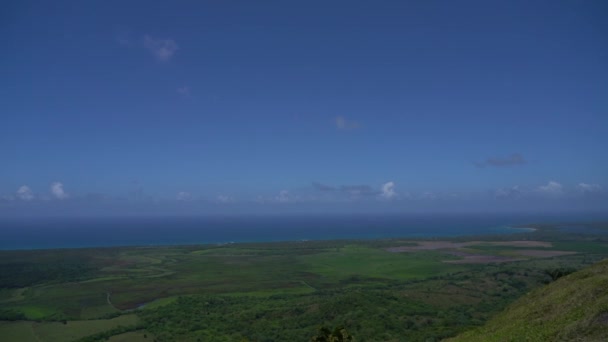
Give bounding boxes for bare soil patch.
[385,240,552,253]
[474,240,552,248]
[385,240,560,264]
[386,241,467,252]
[513,250,576,258]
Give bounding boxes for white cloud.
[276,190,291,203]
[475,153,527,168]
[380,181,397,200]
[495,185,522,199]
[398,191,412,200]
[176,86,190,97]
[216,195,235,203]
[16,185,34,201]
[144,35,178,61]
[335,116,359,130]
[176,191,192,201]
[50,182,68,199]
[578,183,602,193]
[420,192,437,200]
[254,196,266,204]
[537,181,563,196]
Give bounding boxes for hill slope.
[447,259,608,341]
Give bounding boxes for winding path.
[106,291,119,311]
[300,280,317,291]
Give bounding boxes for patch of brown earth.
[386,240,552,253]
[385,240,568,264]
[474,240,552,248]
[386,241,467,252]
[513,250,577,258]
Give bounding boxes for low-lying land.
[1,222,607,341]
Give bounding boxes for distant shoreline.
[0,224,539,251]
[4,215,605,251]
[508,226,538,232]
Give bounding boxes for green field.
[0,315,139,342]
[1,222,608,341]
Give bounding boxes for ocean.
[0,213,601,250]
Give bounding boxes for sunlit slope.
[447,259,608,342]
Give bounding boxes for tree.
[311,326,353,342]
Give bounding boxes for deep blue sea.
[0,213,604,250]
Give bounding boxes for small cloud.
[276,190,291,203]
[177,86,191,97]
[254,195,266,204]
[340,185,377,197]
[380,181,397,200]
[144,35,178,62]
[537,181,563,196]
[475,153,527,168]
[1,194,15,201]
[335,116,360,130]
[176,191,192,201]
[312,182,383,198]
[16,185,34,201]
[216,195,235,203]
[398,191,412,200]
[420,192,437,200]
[50,182,68,199]
[312,182,336,192]
[578,183,602,193]
[495,185,522,199]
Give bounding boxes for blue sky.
[1,0,607,215]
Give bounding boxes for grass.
[140,296,179,309]
[35,315,139,342]
[0,321,39,341]
[301,245,462,283]
[0,315,139,342]
[107,330,152,341]
[79,304,120,320]
[551,241,608,253]
[225,286,317,298]
[448,259,608,341]
[20,305,59,320]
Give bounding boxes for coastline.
[0,223,540,251]
[508,226,538,232]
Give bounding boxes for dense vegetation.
[0,250,98,288]
[449,258,608,341]
[0,222,607,341]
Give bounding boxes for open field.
[1,222,608,340]
[0,315,140,342]
[107,330,152,342]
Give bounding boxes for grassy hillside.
[447,259,608,342]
